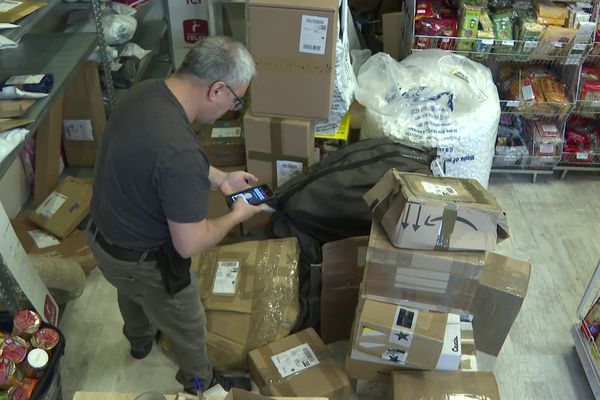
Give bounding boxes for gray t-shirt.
[91,80,211,251]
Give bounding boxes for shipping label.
[299,15,328,55]
[271,343,320,378]
[35,192,67,218]
[276,160,303,187]
[6,74,45,85]
[421,181,459,196]
[27,230,60,249]
[63,119,94,141]
[212,261,240,295]
[381,348,408,364]
[211,127,241,138]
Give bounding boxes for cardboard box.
[354,299,448,370]
[320,236,369,344]
[242,212,273,236]
[0,118,33,131]
[364,170,509,251]
[391,371,500,400]
[0,1,45,23]
[11,216,95,272]
[224,389,327,400]
[200,120,246,167]
[0,100,35,118]
[244,110,316,189]
[29,176,92,240]
[62,61,107,167]
[363,222,531,357]
[363,221,486,313]
[435,315,461,371]
[249,0,338,120]
[249,328,351,399]
[382,12,404,60]
[72,389,328,400]
[192,238,300,371]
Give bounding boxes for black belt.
[90,223,159,262]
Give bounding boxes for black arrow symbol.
[427,216,478,231]
[401,204,411,230]
[424,215,435,226]
[413,205,421,231]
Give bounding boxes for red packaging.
[580,80,600,102]
[31,328,59,353]
[7,386,29,400]
[0,359,23,389]
[12,311,41,340]
[1,336,30,364]
[414,17,457,50]
[582,66,600,81]
[565,131,591,148]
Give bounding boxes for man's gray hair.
[177,36,255,88]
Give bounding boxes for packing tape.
[434,204,458,250]
[255,329,346,397]
[254,58,333,74]
[247,118,309,187]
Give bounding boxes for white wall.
[0,157,30,219]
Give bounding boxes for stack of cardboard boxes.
[244,0,339,191]
[321,169,531,396]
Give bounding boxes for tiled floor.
[60,172,600,399]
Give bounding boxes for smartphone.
[226,184,274,208]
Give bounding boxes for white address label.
[5,74,45,85]
[212,261,240,295]
[271,343,320,378]
[27,230,60,249]
[299,15,328,55]
[421,181,459,196]
[35,192,67,218]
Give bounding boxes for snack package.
[456,5,481,51]
[414,17,458,50]
[537,16,566,26]
[578,80,600,113]
[533,121,563,157]
[537,1,568,20]
[514,21,545,61]
[581,66,600,81]
[539,76,570,114]
[493,10,515,58]
[532,26,577,60]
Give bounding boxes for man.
[88,36,261,393]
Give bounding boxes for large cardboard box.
[192,238,300,371]
[391,371,500,400]
[11,216,95,272]
[248,0,338,120]
[244,111,316,190]
[200,120,246,167]
[354,299,448,370]
[364,170,509,251]
[320,236,369,344]
[363,222,531,356]
[249,328,351,399]
[62,61,107,167]
[29,176,92,240]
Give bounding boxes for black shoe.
[180,371,252,394]
[130,341,153,360]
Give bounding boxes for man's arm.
[168,198,260,258]
[208,166,227,189]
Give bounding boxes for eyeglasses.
[225,84,245,111]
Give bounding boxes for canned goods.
[23,349,48,379]
[0,359,23,390]
[7,386,29,400]
[12,312,41,341]
[31,328,59,353]
[1,337,30,364]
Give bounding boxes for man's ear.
[208,81,226,102]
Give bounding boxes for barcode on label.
[303,44,322,51]
[271,343,320,378]
[305,18,325,24]
[302,348,316,365]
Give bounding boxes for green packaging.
[457,5,482,51]
[514,21,545,61]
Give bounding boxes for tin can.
[31,328,59,353]
[1,337,30,364]
[7,386,29,400]
[0,359,23,390]
[12,311,41,341]
[22,349,48,379]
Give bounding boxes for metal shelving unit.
[573,259,600,399]
[3,0,63,43]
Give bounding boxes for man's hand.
[218,171,258,195]
[231,196,262,221]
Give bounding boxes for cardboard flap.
[391,371,500,400]
[0,100,35,118]
[0,118,33,131]
[496,212,510,242]
[250,0,338,11]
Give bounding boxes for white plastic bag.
[356,50,500,188]
[103,14,137,45]
[314,0,356,134]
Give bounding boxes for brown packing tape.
[255,329,346,397]
[254,57,334,74]
[247,118,309,186]
[434,203,458,250]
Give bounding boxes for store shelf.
[573,324,600,399]
[113,19,167,104]
[0,32,97,178]
[3,0,62,43]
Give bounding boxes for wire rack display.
[573,259,600,399]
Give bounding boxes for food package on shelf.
[578,66,600,113]
[473,11,495,58]
[414,17,458,51]
[494,115,529,167]
[532,26,577,60]
[533,121,563,156]
[537,1,568,20]
[456,5,481,51]
[514,20,545,61]
[492,10,515,59]
[563,116,600,163]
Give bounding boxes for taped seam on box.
[434,203,458,250]
[254,59,333,73]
